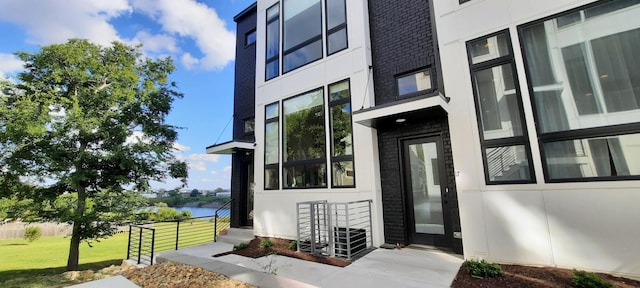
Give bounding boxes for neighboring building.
[209,0,640,279]
[207,3,257,228]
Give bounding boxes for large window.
[264,103,279,189]
[467,30,535,184]
[326,0,347,55]
[265,1,348,79]
[283,0,323,73]
[265,4,280,80]
[283,89,326,188]
[519,0,640,182]
[329,80,354,187]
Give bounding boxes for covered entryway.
[353,103,462,253]
[206,140,255,228]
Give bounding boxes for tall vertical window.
[265,103,279,189]
[329,80,354,187]
[326,0,347,55]
[265,4,280,80]
[467,30,535,184]
[283,0,323,73]
[519,0,640,182]
[282,88,326,188]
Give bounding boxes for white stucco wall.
[252,0,385,246]
[434,0,640,279]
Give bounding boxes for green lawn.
[0,219,228,287]
[0,233,128,288]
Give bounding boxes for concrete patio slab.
[67,275,139,288]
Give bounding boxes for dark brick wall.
[230,6,256,228]
[367,0,440,105]
[233,7,257,142]
[376,110,462,254]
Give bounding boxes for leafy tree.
[190,188,201,197]
[0,39,187,270]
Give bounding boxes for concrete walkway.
[71,242,463,288]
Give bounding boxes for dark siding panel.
[368,0,439,105]
[233,8,257,142]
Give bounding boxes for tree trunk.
[66,185,87,271]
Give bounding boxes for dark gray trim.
[466,29,536,185]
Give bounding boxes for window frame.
[243,117,255,135]
[281,87,327,189]
[265,3,280,81]
[325,0,348,56]
[467,29,536,185]
[328,79,356,188]
[282,0,324,74]
[395,67,434,97]
[245,29,257,47]
[517,0,640,183]
[264,102,280,190]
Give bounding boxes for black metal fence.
[127,200,232,265]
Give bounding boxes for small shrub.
[572,269,612,288]
[24,226,42,242]
[259,239,275,248]
[288,240,297,250]
[233,242,249,251]
[463,259,504,278]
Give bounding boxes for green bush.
[259,239,275,248]
[288,240,297,250]
[463,259,504,278]
[572,270,612,288]
[180,210,193,219]
[24,226,42,243]
[233,242,249,251]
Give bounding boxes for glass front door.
[403,136,452,248]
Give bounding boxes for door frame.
[400,134,453,249]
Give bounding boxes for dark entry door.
[402,136,452,248]
[244,155,254,227]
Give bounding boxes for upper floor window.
[467,30,535,184]
[244,117,255,134]
[283,0,323,73]
[245,29,256,46]
[519,0,640,182]
[265,4,280,80]
[265,0,349,80]
[397,69,433,96]
[326,0,348,55]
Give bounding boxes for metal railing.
[126,207,231,265]
[296,199,373,260]
[127,225,155,266]
[331,200,373,259]
[214,199,232,242]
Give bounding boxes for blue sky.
[0,0,256,191]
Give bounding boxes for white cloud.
[210,170,218,175]
[187,153,220,163]
[131,0,236,70]
[0,53,24,79]
[132,31,179,55]
[189,161,207,171]
[173,142,191,152]
[223,165,232,172]
[0,0,131,46]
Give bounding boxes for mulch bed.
[451,263,640,288]
[212,237,351,268]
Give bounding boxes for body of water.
[172,207,229,218]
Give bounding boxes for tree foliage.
[0,39,187,270]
